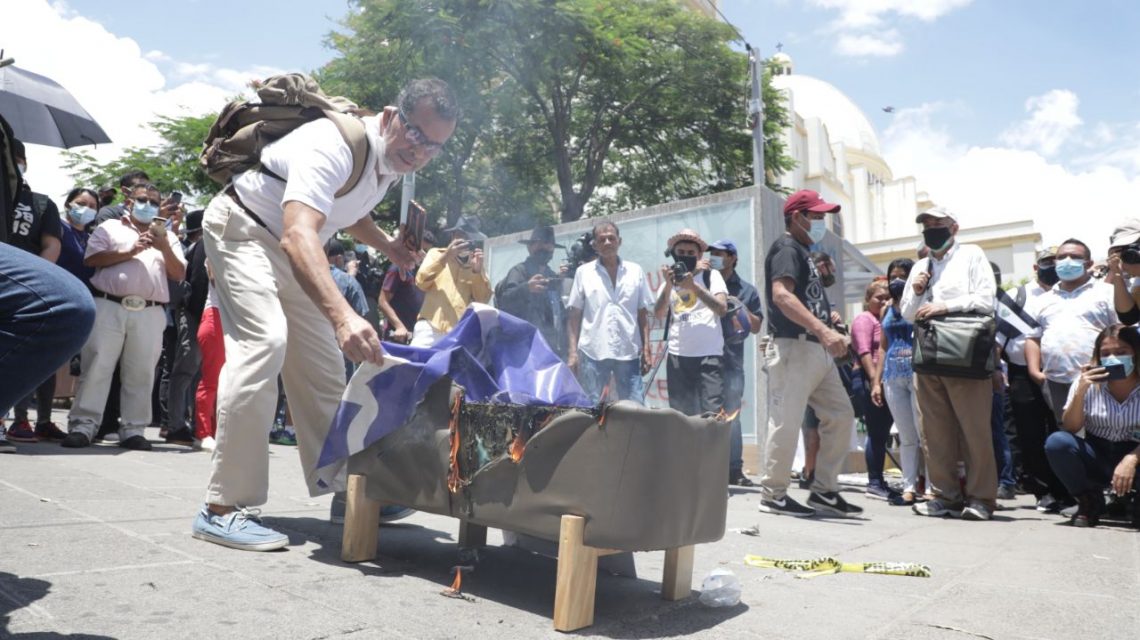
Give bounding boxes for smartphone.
[168,191,182,205]
[1105,363,1128,380]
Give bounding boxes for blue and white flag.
[315,303,591,490]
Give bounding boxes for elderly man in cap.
[414,214,492,347]
[654,228,728,418]
[495,225,569,357]
[995,245,1070,511]
[758,190,861,518]
[1107,219,1140,325]
[709,239,763,486]
[900,206,998,520]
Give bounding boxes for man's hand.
[335,314,384,365]
[659,266,674,290]
[819,327,849,359]
[391,325,410,345]
[912,271,930,296]
[915,302,949,321]
[469,248,484,272]
[132,233,154,255]
[830,311,843,326]
[567,350,579,374]
[1112,454,1138,496]
[695,257,711,273]
[641,346,653,375]
[149,227,170,251]
[445,239,468,261]
[527,274,548,293]
[1107,254,1125,285]
[160,197,182,223]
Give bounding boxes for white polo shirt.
[567,258,655,362]
[1030,279,1117,383]
[664,269,728,358]
[232,115,399,243]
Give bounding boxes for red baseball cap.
[783,189,841,216]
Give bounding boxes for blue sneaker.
[191,506,289,551]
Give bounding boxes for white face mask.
[709,255,725,270]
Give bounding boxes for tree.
[762,58,797,192]
[63,113,220,204]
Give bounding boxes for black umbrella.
[0,64,111,148]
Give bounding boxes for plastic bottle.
[698,568,741,607]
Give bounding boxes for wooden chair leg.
[553,515,598,632]
[661,545,694,601]
[458,521,487,549]
[340,474,381,563]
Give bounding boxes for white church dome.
[771,71,881,157]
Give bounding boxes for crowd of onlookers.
[3,147,1138,531]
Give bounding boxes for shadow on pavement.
[0,571,115,639]
[292,516,747,637]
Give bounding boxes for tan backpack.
[200,73,370,197]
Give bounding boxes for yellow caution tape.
[745,555,931,579]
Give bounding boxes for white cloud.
[0,0,282,202]
[810,0,973,58]
[834,31,903,57]
[999,89,1083,157]
[883,101,1140,259]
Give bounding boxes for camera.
[1122,243,1140,265]
[564,231,597,273]
[670,260,689,285]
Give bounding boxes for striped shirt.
[1066,381,1140,442]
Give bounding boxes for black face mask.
[1037,265,1059,286]
[820,272,836,288]
[674,254,698,272]
[531,249,553,265]
[888,278,906,300]
[922,226,953,252]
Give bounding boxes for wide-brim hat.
[1110,219,1140,249]
[667,228,708,252]
[518,225,565,248]
[441,214,484,238]
[183,209,204,234]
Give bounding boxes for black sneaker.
[808,491,864,517]
[164,427,195,447]
[758,495,816,517]
[119,435,153,451]
[0,436,15,454]
[61,432,91,448]
[730,474,756,487]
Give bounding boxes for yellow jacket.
[415,247,492,333]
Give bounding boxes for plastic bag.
[698,568,741,607]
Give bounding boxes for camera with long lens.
[1122,243,1140,265]
[564,231,597,273]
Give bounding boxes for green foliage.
[321,0,796,232]
[762,58,796,192]
[63,113,220,205]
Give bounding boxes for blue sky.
[5,0,1139,253]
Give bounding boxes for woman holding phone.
[1045,323,1140,527]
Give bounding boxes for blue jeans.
[0,244,95,414]
[723,363,745,476]
[578,355,643,404]
[851,368,892,484]
[991,392,1017,488]
[1045,431,1138,497]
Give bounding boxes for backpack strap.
[324,111,371,198]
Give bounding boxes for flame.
[598,404,610,427]
[449,567,463,592]
[447,393,463,493]
[508,432,526,462]
[599,380,612,404]
[713,407,740,422]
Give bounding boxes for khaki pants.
[202,194,347,507]
[760,337,855,500]
[68,299,165,440]
[915,373,997,507]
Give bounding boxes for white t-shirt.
[1030,279,1117,383]
[567,258,655,362]
[232,115,399,243]
[664,268,728,358]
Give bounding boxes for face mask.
[1102,354,1135,378]
[709,255,725,270]
[16,163,26,177]
[820,272,836,288]
[674,254,698,272]
[1037,265,1059,286]
[807,218,827,244]
[1055,257,1086,282]
[922,226,953,252]
[132,202,158,224]
[888,278,906,300]
[532,249,554,265]
[67,205,96,226]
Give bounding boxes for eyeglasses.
[397,110,445,156]
[133,197,161,206]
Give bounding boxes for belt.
[772,333,820,344]
[224,185,271,231]
[92,290,163,308]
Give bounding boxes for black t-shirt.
[8,183,61,255]
[764,235,831,338]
